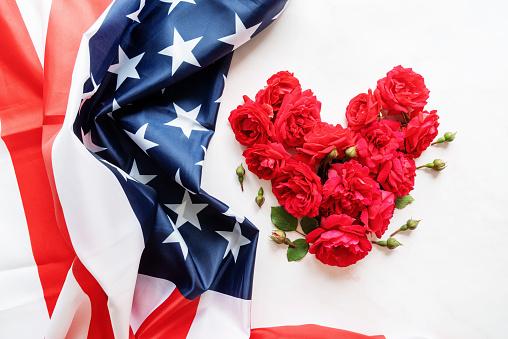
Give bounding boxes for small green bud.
[390,219,420,237]
[417,159,447,171]
[255,195,265,208]
[433,159,446,171]
[406,219,420,230]
[444,131,457,142]
[236,164,245,191]
[374,240,387,247]
[270,230,286,244]
[258,187,264,196]
[326,147,339,161]
[236,163,245,177]
[345,145,357,159]
[387,237,402,249]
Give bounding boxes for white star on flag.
[126,0,145,22]
[216,222,251,263]
[162,216,189,259]
[124,123,158,155]
[160,0,195,15]
[159,28,202,76]
[165,103,208,138]
[108,46,144,89]
[165,190,207,230]
[218,13,262,50]
[129,160,156,184]
[81,128,106,153]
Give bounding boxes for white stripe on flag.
[51,3,144,338]
[130,274,177,334]
[15,0,52,67]
[186,290,251,339]
[0,119,50,339]
[45,268,91,339]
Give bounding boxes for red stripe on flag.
[43,0,112,121]
[250,325,386,339]
[135,289,200,339]
[72,260,115,339]
[0,0,74,316]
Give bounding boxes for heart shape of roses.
[229,66,443,267]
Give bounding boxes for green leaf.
[287,238,309,262]
[395,194,415,209]
[300,216,318,235]
[271,206,298,231]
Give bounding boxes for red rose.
[377,65,430,116]
[320,160,380,217]
[345,89,382,131]
[295,122,356,167]
[306,214,372,267]
[274,88,321,148]
[255,71,301,113]
[271,160,322,218]
[243,142,291,180]
[360,190,395,238]
[228,96,274,147]
[376,152,416,197]
[356,119,403,171]
[403,110,440,158]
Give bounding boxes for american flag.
[0,0,384,337]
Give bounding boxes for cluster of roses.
[228,66,442,267]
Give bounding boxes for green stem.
[416,163,433,169]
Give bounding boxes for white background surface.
[202,1,508,338]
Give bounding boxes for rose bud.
[432,131,457,144]
[387,237,402,249]
[373,237,402,249]
[406,219,420,230]
[444,132,457,142]
[416,159,446,171]
[236,163,245,176]
[255,195,265,208]
[255,187,265,207]
[270,230,286,244]
[345,145,357,159]
[390,218,420,236]
[326,147,339,162]
[432,159,446,171]
[236,163,245,191]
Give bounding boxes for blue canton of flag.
[75,0,288,310]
